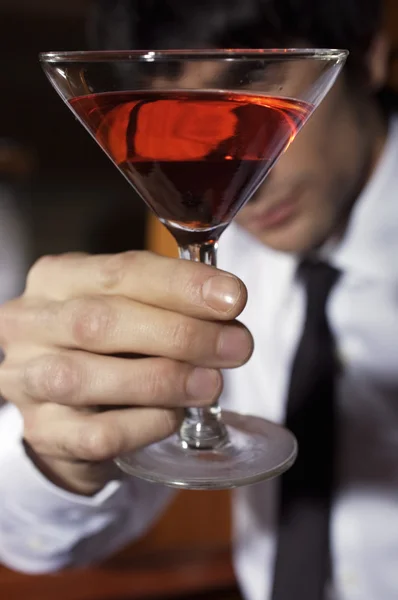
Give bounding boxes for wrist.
[23,441,120,496]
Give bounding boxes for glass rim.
[39,48,348,63]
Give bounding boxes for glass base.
[115,410,297,490]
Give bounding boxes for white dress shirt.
[1,118,398,600]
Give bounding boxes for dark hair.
[89,0,385,83]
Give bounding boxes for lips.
[241,196,299,231]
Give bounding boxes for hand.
[0,251,253,495]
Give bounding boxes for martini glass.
[40,49,347,490]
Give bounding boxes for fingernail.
[218,326,253,363]
[202,275,241,312]
[186,368,220,400]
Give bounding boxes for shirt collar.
[330,116,398,279]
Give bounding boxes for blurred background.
[0,0,147,265]
[1,0,398,262]
[0,1,397,599]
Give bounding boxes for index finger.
[26,251,247,321]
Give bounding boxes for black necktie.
[271,259,341,600]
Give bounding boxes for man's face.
[235,76,384,253]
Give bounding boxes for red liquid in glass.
[70,90,312,243]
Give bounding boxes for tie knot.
[297,258,340,313]
[298,257,340,287]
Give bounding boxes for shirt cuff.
[2,438,124,516]
[0,405,174,574]
[0,436,133,573]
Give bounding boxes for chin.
[249,216,330,254]
[256,234,314,254]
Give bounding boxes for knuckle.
[26,253,88,298]
[26,255,57,292]
[67,297,115,346]
[97,251,152,292]
[23,405,70,459]
[98,252,135,291]
[77,420,118,461]
[24,354,82,403]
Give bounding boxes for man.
[0,1,397,599]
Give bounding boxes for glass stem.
[178,241,229,450]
